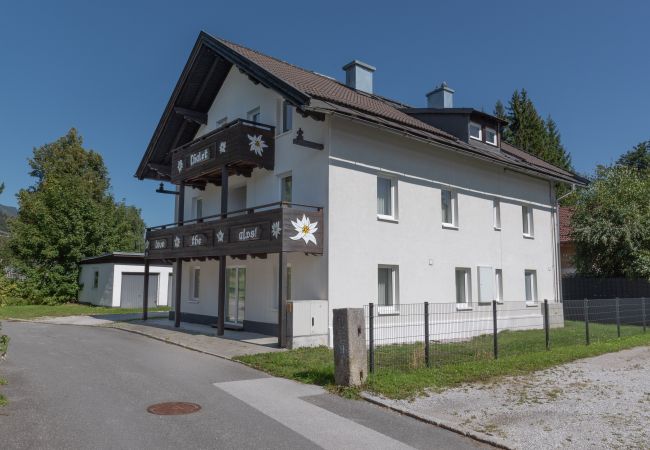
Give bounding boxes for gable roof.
[137,31,585,186]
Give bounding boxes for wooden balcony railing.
[145,202,323,259]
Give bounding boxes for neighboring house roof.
[79,252,172,266]
[559,207,575,243]
[136,31,586,186]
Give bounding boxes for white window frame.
[455,267,472,309]
[190,266,201,302]
[247,107,260,123]
[376,175,398,222]
[493,199,501,230]
[280,173,293,204]
[469,122,482,141]
[377,265,399,314]
[216,116,228,128]
[524,270,537,305]
[192,197,203,221]
[485,127,497,146]
[495,269,503,303]
[282,101,293,133]
[522,205,534,238]
[441,189,458,228]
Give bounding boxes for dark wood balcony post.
[278,251,287,348]
[174,182,185,328]
[142,259,150,321]
[217,165,228,336]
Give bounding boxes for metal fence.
[563,277,650,300]
[364,298,649,373]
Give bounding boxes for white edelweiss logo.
[289,214,318,246]
[174,236,181,248]
[247,134,267,156]
[177,160,183,173]
[219,141,226,154]
[216,229,224,243]
[271,221,282,239]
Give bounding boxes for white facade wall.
[78,263,172,307]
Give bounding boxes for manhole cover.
[147,402,201,415]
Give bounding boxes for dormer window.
[485,128,497,146]
[469,122,482,141]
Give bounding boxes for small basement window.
[93,271,99,289]
[485,128,497,146]
[469,122,482,141]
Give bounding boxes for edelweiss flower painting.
[271,221,282,239]
[219,141,226,154]
[177,159,183,173]
[216,229,224,243]
[290,214,318,245]
[174,236,181,248]
[247,134,267,156]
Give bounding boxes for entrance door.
[226,267,246,325]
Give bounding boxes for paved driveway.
[0,322,488,450]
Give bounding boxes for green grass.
[0,303,170,320]
[235,321,650,399]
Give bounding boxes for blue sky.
[1,1,648,226]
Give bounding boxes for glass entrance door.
[226,267,246,325]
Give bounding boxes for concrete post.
[333,308,367,387]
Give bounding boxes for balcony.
[145,202,323,259]
[171,119,275,185]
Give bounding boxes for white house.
[78,253,173,308]
[135,32,585,347]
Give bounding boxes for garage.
[120,273,159,308]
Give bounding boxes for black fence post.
[642,297,647,333]
[368,302,375,374]
[544,299,550,350]
[424,302,430,368]
[615,297,621,338]
[492,300,498,359]
[584,298,590,345]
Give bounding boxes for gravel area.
[365,346,650,449]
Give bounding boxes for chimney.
[426,82,455,108]
[342,60,376,94]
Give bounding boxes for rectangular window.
[485,127,497,146]
[455,268,471,305]
[477,266,494,303]
[247,107,260,123]
[282,101,293,133]
[191,267,200,301]
[281,175,292,203]
[192,197,203,220]
[469,122,482,141]
[493,199,501,230]
[495,269,503,302]
[441,189,457,227]
[377,176,396,220]
[93,271,99,289]
[522,205,534,237]
[378,265,398,308]
[525,270,537,303]
[217,116,228,128]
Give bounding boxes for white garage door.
[120,273,159,308]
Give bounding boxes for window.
[281,175,292,203]
[455,268,471,305]
[485,127,497,146]
[216,116,228,128]
[478,266,494,303]
[92,271,99,289]
[192,197,203,220]
[522,205,534,237]
[493,199,501,230]
[190,267,200,301]
[247,107,260,123]
[525,270,537,304]
[495,269,503,302]
[377,176,397,220]
[378,265,398,309]
[469,122,482,141]
[282,101,293,133]
[441,189,457,227]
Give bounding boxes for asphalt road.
[0,321,489,450]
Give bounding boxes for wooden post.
[142,259,150,321]
[217,165,228,336]
[278,251,287,347]
[174,182,185,328]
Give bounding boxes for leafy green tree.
[572,165,650,278]
[617,141,650,172]
[8,129,145,304]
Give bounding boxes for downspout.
[554,184,576,303]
